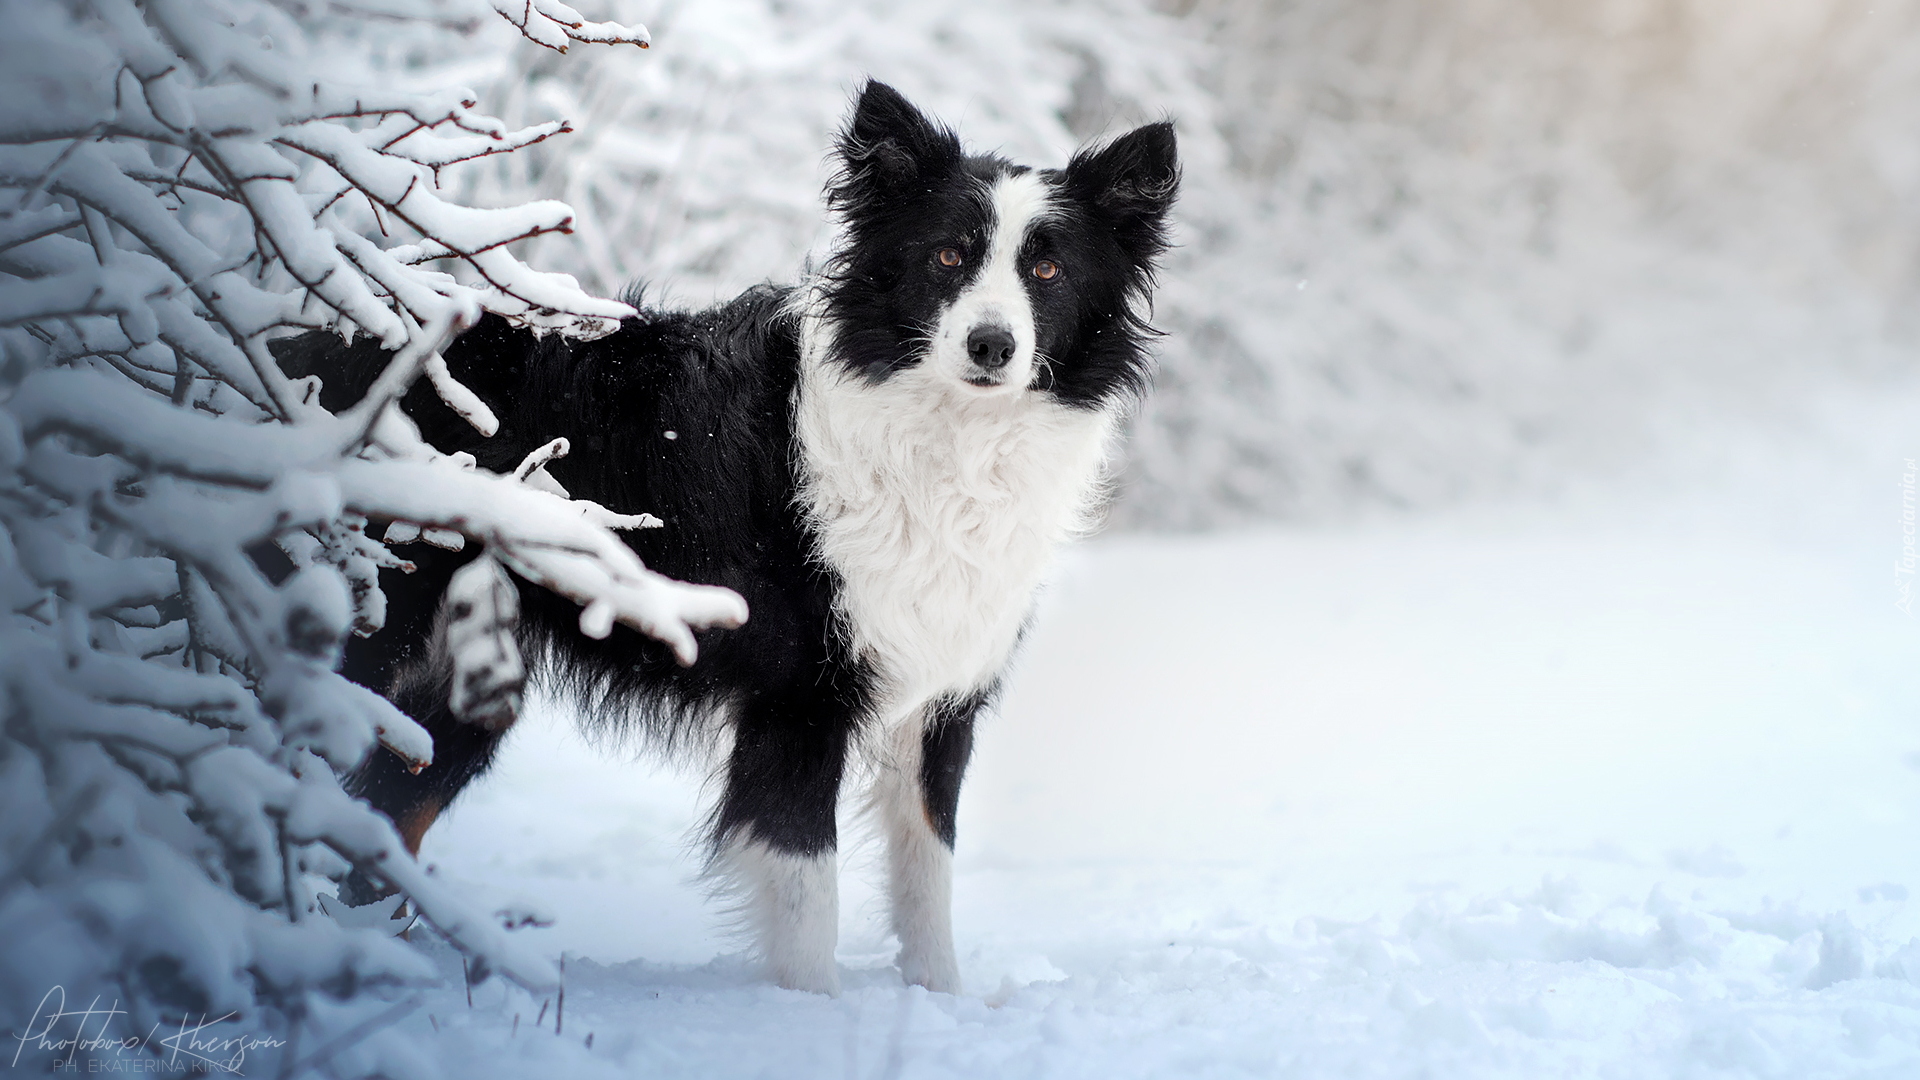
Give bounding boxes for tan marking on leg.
[395,799,444,856]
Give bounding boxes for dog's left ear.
[1064,121,1181,269]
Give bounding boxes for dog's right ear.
[830,81,962,208]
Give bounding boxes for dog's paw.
[898,948,959,995]
[772,962,842,997]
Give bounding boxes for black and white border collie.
[283,81,1178,995]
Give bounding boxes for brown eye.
[1032,260,1059,281]
[937,248,963,267]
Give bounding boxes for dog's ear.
[831,81,962,208]
[1064,121,1180,269]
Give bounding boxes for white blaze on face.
[930,171,1053,391]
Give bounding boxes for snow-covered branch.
[0,0,705,1071]
[490,0,650,53]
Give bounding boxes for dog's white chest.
[795,360,1114,717]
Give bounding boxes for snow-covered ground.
[380,386,1920,1078]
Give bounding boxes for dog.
[280,80,1178,995]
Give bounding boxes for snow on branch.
[443,552,524,727]
[0,0,699,1070]
[491,0,651,53]
[342,458,746,662]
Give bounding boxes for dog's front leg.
[875,696,980,994]
[720,834,841,994]
[714,696,850,995]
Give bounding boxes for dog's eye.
[1031,260,1060,281]
[936,248,963,268]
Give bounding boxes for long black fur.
[277,285,880,876]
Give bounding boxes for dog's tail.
[271,317,552,469]
[272,327,407,414]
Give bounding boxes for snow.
[445,552,527,729]
[392,386,1920,1077]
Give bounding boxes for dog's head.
[820,81,1179,410]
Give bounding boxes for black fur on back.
[278,285,876,858]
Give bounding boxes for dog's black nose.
[966,325,1016,370]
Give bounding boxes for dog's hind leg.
[352,680,509,851]
[872,692,983,994]
[710,689,854,995]
[338,672,511,902]
[337,551,514,903]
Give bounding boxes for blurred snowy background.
[396,0,1920,528]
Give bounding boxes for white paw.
[898,946,959,995]
[773,960,842,997]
